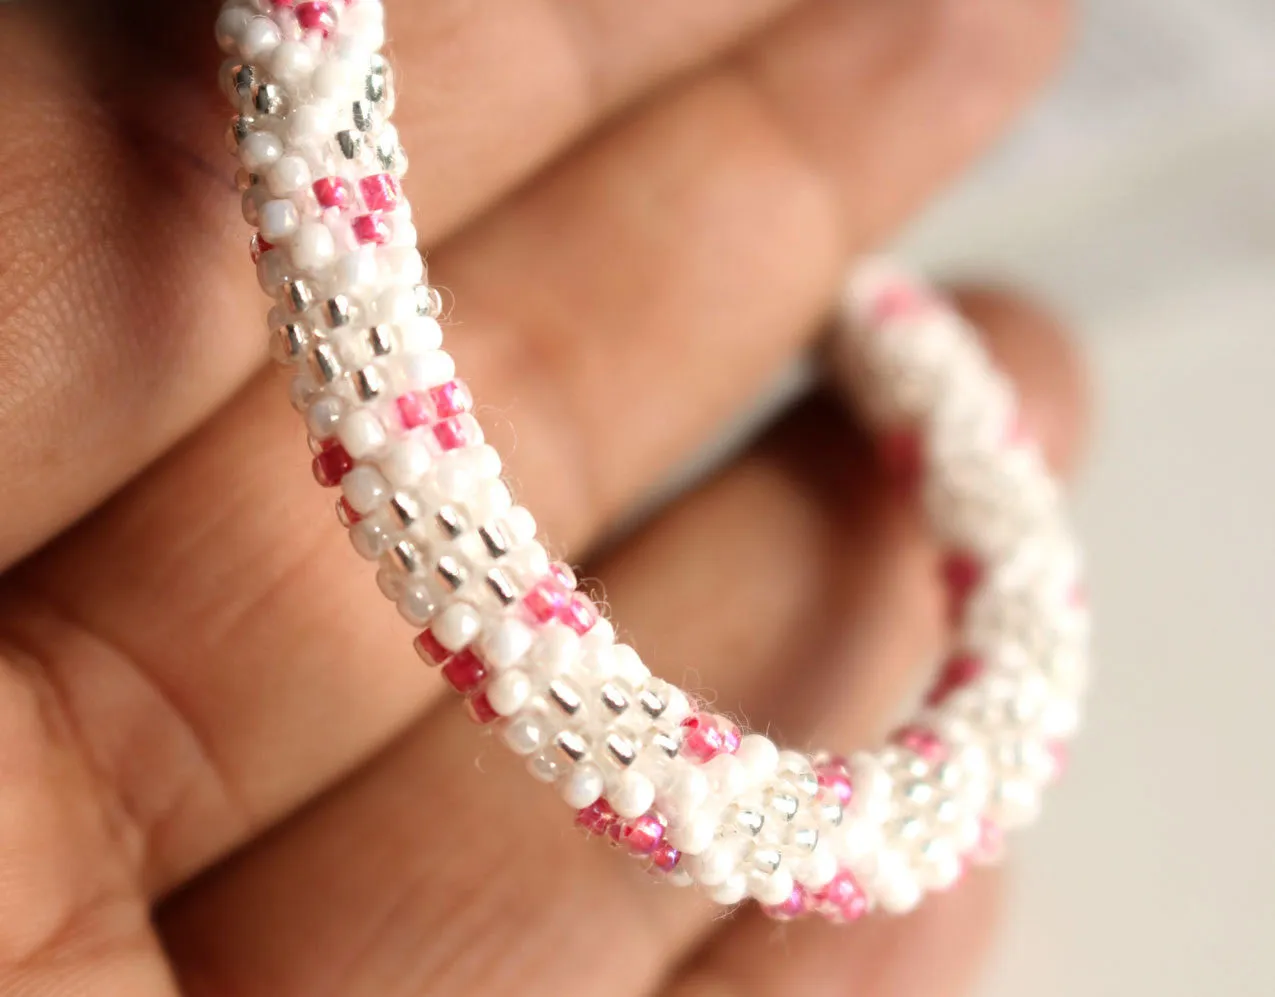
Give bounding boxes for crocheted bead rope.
[215,0,1090,922]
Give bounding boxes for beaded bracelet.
[214,0,1090,923]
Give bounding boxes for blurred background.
[899,1,1275,994]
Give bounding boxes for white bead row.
[215,0,1090,923]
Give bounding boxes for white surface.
[898,2,1275,993]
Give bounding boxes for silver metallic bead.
[388,492,420,528]
[817,799,844,827]
[337,129,364,160]
[638,688,668,720]
[415,284,444,318]
[226,114,253,152]
[548,680,583,717]
[605,732,637,768]
[282,277,314,314]
[789,824,820,853]
[554,730,590,764]
[478,523,511,559]
[367,324,395,356]
[732,808,765,837]
[253,82,285,116]
[767,790,800,822]
[389,540,423,575]
[647,728,682,759]
[308,343,342,384]
[599,683,630,716]
[434,554,468,592]
[322,294,352,328]
[434,505,468,540]
[351,100,376,132]
[485,568,519,606]
[231,64,256,100]
[751,847,783,874]
[270,322,308,364]
[353,365,385,402]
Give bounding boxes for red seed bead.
[312,442,354,487]
[467,692,499,725]
[651,841,682,873]
[429,379,473,418]
[250,233,275,263]
[926,653,985,707]
[442,649,487,694]
[295,2,336,36]
[413,630,452,666]
[576,800,616,836]
[559,593,599,636]
[942,552,983,622]
[336,496,363,527]
[313,176,352,210]
[359,173,401,211]
[621,814,665,856]
[352,213,392,245]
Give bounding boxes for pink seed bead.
[467,691,499,725]
[352,213,391,246]
[295,2,336,35]
[621,814,665,856]
[576,800,616,836]
[313,176,352,210]
[429,379,473,418]
[816,870,869,922]
[559,593,598,636]
[523,580,565,624]
[871,282,927,323]
[396,392,431,429]
[815,758,854,806]
[311,442,353,487]
[442,649,487,694]
[359,173,401,212]
[926,653,985,707]
[413,630,452,666]
[548,562,575,590]
[681,714,726,763]
[892,725,948,764]
[651,841,681,873]
[764,884,809,922]
[432,417,475,452]
[720,723,741,755]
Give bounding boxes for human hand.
[0,1,1085,994]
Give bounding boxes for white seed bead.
[735,734,780,781]
[610,770,656,820]
[480,619,535,671]
[561,764,606,809]
[487,669,532,717]
[238,16,281,60]
[433,602,483,653]
[750,866,795,906]
[215,7,252,54]
[270,40,316,88]
[290,222,336,272]
[240,132,285,172]
[503,714,548,756]
[397,583,436,627]
[267,155,313,197]
[258,198,300,242]
[379,440,432,488]
[709,873,750,907]
[341,465,389,515]
[336,409,386,459]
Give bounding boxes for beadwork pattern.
[215,0,1090,922]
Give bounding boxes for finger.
[648,291,1083,997]
[663,872,1001,997]
[7,0,1071,901]
[0,0,797,567]
[156,292,1086,997]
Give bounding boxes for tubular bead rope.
[215,0,1091,923]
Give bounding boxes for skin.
[0,0,1087,994]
